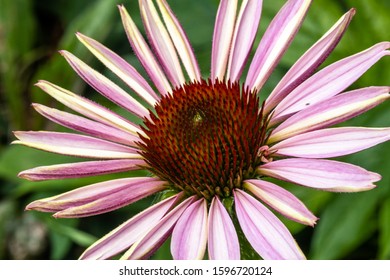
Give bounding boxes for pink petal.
[155,0,201,82]
[35,80,144,137]
[139,0,185,87]
[18,159,145,181]
[33,103,139,147]
[272,42,390,123]
[121,196,196,260]
[119,5,172,96]
[271,127,390,158]
[226,0,262,81]
[171,199,208,260]
[26,177,167,217]
[234,189,305,260]
[258,158,381,192]
[211,0,238,81]
[80,193,181,260]
[76,33,159,106]
[208,197,240,260]
[245,0,312,91]
[60,50,149,118]
[244,179,317,226]
[13,131,140,159]
[269,86,390,143]
[264,9,355,114]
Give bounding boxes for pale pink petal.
[119,5,172,96]
[234,189,305,260]
[171,199,208,260]
[156,0,201,81]
[258,158,381,192]
[211,0,238,81]
[272,42,390,123]
[80,193,182,260]
[271,127,390,158]
[18,159,145,181]
[60,50,149,118]
[269,86,390,143]
[245,0,312,91]
[33,103,139,147]
[121,196,196,260]
[26,177,166,217]
[139,0,185,87]
[208,197,240,260]
[244,179,317,226]
[264,9,355,114]
[227,0,262,81]
[76,33,158,106]
[13,131,141,159]
[35,80,145,137]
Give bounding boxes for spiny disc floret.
[140,79,265,200]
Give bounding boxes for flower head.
[15,0,390,260]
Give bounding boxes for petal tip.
[349,7,356,16]
[370,172,382,183]
[25,201,38,211]
[52,210,67,218]
[10,140,20,145]
[308,216,319,227]
[12,130,22,138]
[76,32,88,43]
[118,4,127,14]
[17,171,29,180]
[34,80,47,88]
[58,50,67,56]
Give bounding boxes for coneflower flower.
[15,0,390,260]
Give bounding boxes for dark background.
[1,0,390,259]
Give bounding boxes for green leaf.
[49,230,73,260]
[281,188,333,235]
[0,0,37,129]
[0,200,17,259]
[378,198,390,259]
[30,0,125,129]
[0,145,72,182]
[0,0,36,55]
[36,214,97,259]
[46,218,97,248]
[310,189,382,259]
[346,0,390,42]
[150,238,173,260]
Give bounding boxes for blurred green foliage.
[0,0,389,259]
